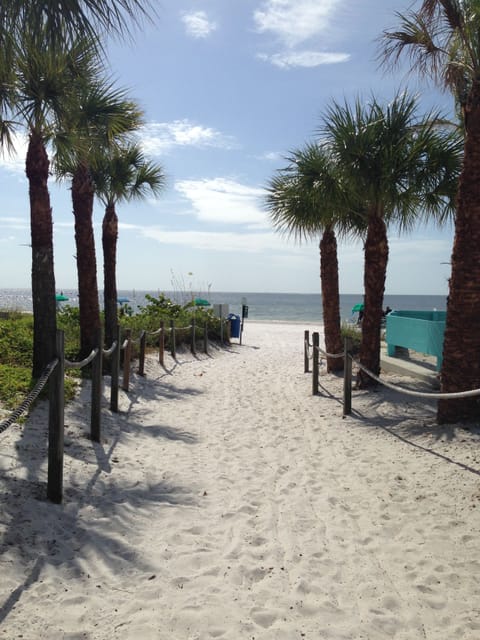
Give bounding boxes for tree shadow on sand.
[0,367,203,625]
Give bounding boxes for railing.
[304,330,480,416]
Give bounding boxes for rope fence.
[1,316,232,505]
[304,330,480,417]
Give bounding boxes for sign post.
[240,297,248,345]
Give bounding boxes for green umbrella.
[194,298,211,306]
[352,303,364,313]
[55,293,69,302]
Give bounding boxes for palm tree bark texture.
[357,211,388,389]
[72,162,102,358]
[320,227,343,372]
[438,81,480,423]
[102,202,119,351]
[26,131,57,378]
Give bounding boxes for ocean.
[0,288,448,325]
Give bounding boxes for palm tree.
[379,1,480,421]
[0,33,101,376]
[266,143,361,372]
[54,69,143,358]
[321,93,461,387]
[92,143,165,349]
[0,1,155,49]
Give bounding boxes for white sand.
[1,321,480,639]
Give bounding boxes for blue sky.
[0,0,455,295]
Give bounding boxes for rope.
[0,359,59,434]
[121,338,129,350]
[103,340,118,358]
[147,328,162,336]
[304,338,313,361]
[351,356,480,400]
[65,348,98,370]
[317,345,344,359]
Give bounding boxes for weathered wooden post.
[159,320,165,366]
[204,320,208,354]
[47,330,65,504]
[220,318,224,344]
[122,329,132,392]
[170,319,176,359]
[191,316,196,355]
[225,318,231,343]
[91,328,103,443]
[343,337,353,416]
[138,330,146,376]
[110,325,120,413]
[304,330,310,373]
[312,332,319,395]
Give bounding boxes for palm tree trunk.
[102,202,118,350]
[357,211,388,388]
[26,131,57,378]
[320,226,343,372]
[72,163,101,358]
[438,81,480,423]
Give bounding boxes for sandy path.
[0,322,479,639]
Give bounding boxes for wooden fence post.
[204,320,208,354]
[110,325,120,413]
[47,330,65,504]
[170,319,176,359]
[343,337,353,416]
[304,330,310,373]
[138,330,146,376]
[122,329,132,392]
[312,332,319,395]
[159,320,165,366]
[225,318,231,343]
[191,316,196,355]
[91,328,103,443]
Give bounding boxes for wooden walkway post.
[304,330,310,373]
[191,317,196,355]
[312,332,319,395]
[159,320,165,366]
[91,328,103,443]
[204,320,208,354]
[122,329,132,392]
[170,320,176,359]
[47,330,65,504]
[110,325,120,413]
[343,337,353,416]
[138,330,146,376]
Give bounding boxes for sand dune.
[1,322,479,639]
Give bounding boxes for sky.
[0,0,457,295]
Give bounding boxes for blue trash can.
[228,313,241,338]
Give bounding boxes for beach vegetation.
[379,0,480,421]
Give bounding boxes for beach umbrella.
[352,303,364,313]
[194,298,211,307]
[55,293,69,302]
[117,297,130,304]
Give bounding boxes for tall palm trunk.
[357,210,388,388]
[438,81,480,423]
[72,162,101,358]
[320,226,343,372]
[26,131,57,378]
[102,202,118,350]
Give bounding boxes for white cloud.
[139,120,236,156]
[181,10,217,39]
[258,50,349,69]
[135,226,304,254]
[0,216,29,230]
[174,177,267,227]
[254,0,342,47]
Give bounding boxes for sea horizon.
[0,288,448,325]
